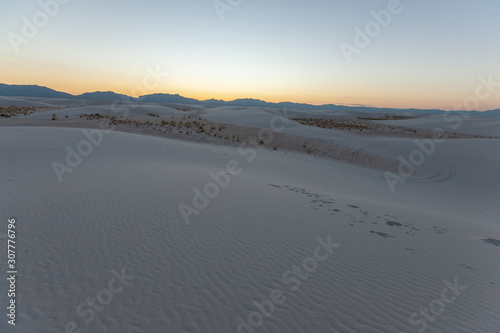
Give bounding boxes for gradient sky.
[1,0,499,110]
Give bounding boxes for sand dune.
[0,97,499,332]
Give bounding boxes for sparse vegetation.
[293,117,429,136]
[356,115,417,121]
[82,113,105,120]
[0,106,35,117]
[294,118,371,131]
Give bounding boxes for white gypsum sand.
[0,97,499,332]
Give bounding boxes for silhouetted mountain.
[203,98,227,105]
[77,91,131,101]
[0,84,74,99]
[225,98,271,107]
[138,93,199,104]
[0,83,498,114]
[483,109,500,116]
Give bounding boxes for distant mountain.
[77,91,131,101]
[225,98,272,108]
[137,93,199,104]
[483,109,500,116]
[0,83,74,99]
[0,83,498,114]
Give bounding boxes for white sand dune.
[198,106,302,129]
[1,98,499,332]
[21,104,186,120]
[381,114,500,138]
[0,96,56,107]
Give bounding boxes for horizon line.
[1,82,498,113]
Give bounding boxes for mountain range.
[1,83,499,115]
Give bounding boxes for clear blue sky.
[1,0,499,110]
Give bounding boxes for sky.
[1,0,499,111]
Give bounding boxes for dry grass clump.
[82,113,105,120]
[292,117,426,136]
[357,115,417,121]
[293,118,371,131]
[0,106,35,117]
[104,115,283,143]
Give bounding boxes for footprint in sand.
[432,226,447,234]
[386,221,403,227]
[405,227,419,235]
[278,185,343,213]
[458,263,476,271]
[384,221,419,236]
[370,231,394,238]
[481,238,500,247]
[277,185,412,234]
